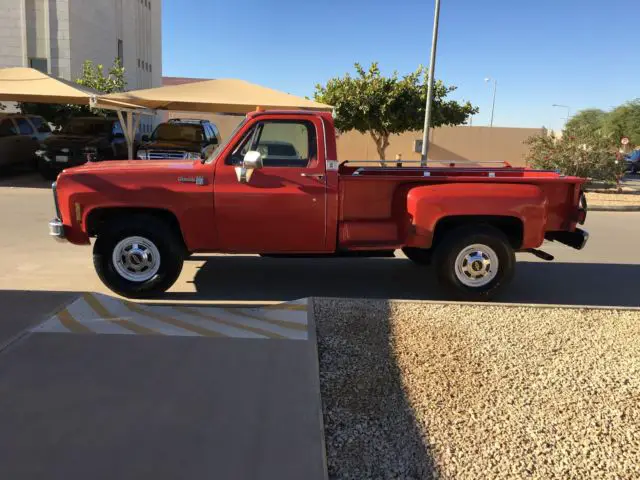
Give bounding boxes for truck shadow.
[174,256,640,307]
[315,298,438,478]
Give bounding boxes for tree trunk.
[370,131,390,166]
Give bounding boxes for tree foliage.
[564,108,606,140]
[314,62,477,162]
[20,58,127,126]
[526,131,625,183]
[602,100,640,147]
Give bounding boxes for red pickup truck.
[49,110,588,301]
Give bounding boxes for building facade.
[0,0,161,130]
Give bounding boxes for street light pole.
[420,0,442,166]
[485,77,497,127]
[552,104,571,127]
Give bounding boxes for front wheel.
[433,225,515,301]
[93,216,184,298]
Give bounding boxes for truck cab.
[49,110,588,301]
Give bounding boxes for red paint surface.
[55,111,586,254]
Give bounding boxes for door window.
[226,120,316,168]
[30,117,52,133]
[0,119,17,137]
[15,118,34,135]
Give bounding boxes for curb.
[588,205,640,212]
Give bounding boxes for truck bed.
[336,161,585,250]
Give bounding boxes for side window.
[212,124,220,143]
[30,117,52,133]
[202,124,212,142]
[0,119,17,137]
[254,121,315,168]
[226,125,259,165]
[16,117,34,135]
[112,121,124,137]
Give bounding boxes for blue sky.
[163,0,640,132]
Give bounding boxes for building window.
[138,58,141,68]
[117,39,123,64]
[29,58,48,73]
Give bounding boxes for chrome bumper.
[49,218,66,241]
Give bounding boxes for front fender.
[406,183,548,249]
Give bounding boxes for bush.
[525,131,626,183]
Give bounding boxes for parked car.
[0,114,51,171]
[36,117,129,180]
[624,150,640,174]
[136,119,221,160]
[49,110,589,301]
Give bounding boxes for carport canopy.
[96,78,332,113]
[0,67,151,159]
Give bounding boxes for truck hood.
[45,134,108,148]
[69,159,199,172]
[141,140,201,151]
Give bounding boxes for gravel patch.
[315,299,640,479]
[586,192,640,208]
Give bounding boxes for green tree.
[565,108,607,140]
[602,99,640,147]
[314,62,477,162]
[20,58,126,126]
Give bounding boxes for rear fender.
[406,183,548,249]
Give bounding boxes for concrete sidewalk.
[0,296,326,480]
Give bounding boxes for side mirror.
[113,132,125,139]
[141,134,149,142]
[235,150,263,184]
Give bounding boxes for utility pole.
[485,77,497,127]
[420,0,442,166]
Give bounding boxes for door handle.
[300,173,324,179]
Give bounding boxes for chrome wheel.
[454,244,499,287]
[112,236,161,282]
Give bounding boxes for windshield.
[151,123,203,142]
[205,117,248,164]
[60,119,111,136]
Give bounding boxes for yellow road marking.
[58,308,94,334]
[174,307,285,339]
[83,293,160,336]
[225,308,308,332]
[262,303,308,312]
[123,302,225,337]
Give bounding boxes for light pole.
[552,104,571,127]
[420,0,442,166]
[485,77,497,127]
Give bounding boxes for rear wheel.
[433,225,515,301]
[93,216,184,298]
[402,247,432,265]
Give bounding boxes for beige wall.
[159,112,543,168]
[337,126,544,167]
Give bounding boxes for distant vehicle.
[624,150,640,174]
[0,114,51,171]
[36,117,129,180]
[136,119,221,161]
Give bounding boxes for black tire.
[433,224,515,302]
[93,215,184,298]
[38,159,58,181]
[402,247,432,265]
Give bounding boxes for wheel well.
[433,215,524,249]
[86,207,187,251]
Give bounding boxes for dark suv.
[136,119,221,161]
[36,117,129,180]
